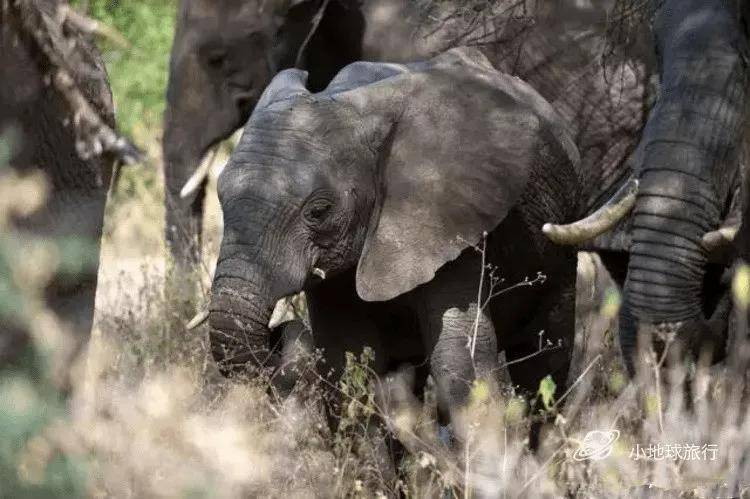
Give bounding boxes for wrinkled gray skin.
[163,0,364,265]
[162,0,654,267]
[617,0,749,374]
[0,2,114,378]
[208,48,583,422]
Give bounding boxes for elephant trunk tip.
[207,287,278,378]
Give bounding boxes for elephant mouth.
[226,80,260,109]
[188,293,304,332]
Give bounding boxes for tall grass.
[6,187,750,497]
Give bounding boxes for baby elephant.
[207,47,582,424]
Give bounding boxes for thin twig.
[294,0,331,69]
[551,354,602,411]
[519,446,562,493]
[58,4,131,49]
[469,231,489,361]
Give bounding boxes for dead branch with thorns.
[5,0,141,166]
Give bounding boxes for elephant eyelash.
[309,204,331,219]
[303,198,334,224]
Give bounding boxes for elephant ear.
[341,48,579,302]
[323,61,413,95]
[255,69,310,110]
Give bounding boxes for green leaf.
[537,375,557,411]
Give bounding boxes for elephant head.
[207,47,579,375]
[545,0,749,373]
[162,0,364,266]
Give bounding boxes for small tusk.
[703,183,742,252]
[268,297,292,329]
[702,225,739,251]
[180,145,219,199]
[543,177,638,245]
[312,267,326,280]
[186,308,209,330]
[229,128,244,148]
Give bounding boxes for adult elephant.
[163,0,366,266]
[207,48,584,421]
[0,0,132,384]
[545,0,749,374]
[162,0,653,268]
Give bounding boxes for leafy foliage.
[72,0,177,138]
[0,133,89,498]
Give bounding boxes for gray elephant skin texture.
[615,0,748,374]
[163,0,365,266]
[208,48,583,420]
[162,0,652,271]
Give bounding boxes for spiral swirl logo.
[573,430,620,461]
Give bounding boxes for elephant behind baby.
[546,0,749,374]
[207,47,584,425]
[162,0,652,272]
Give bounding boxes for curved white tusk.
[702,225,739,251]
[180,145,219,199]
[543,177,639,245]
[312,267,326,280]
[703,184,742,252]
[214,161,228,178]
[268,297,292,329]
[186,308,209,330]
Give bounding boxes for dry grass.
[3,149,750,497]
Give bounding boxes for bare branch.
[58,4,131,49]
[294,0,331,69]
[11,0,142,165]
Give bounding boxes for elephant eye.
[205,49,227,69]
[304,199,333,224]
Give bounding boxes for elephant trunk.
[620,0,748,373]
[208,259,279,376]
[621,167,716,370]
[162,118,209,268]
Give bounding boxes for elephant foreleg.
[415,253,500,427]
